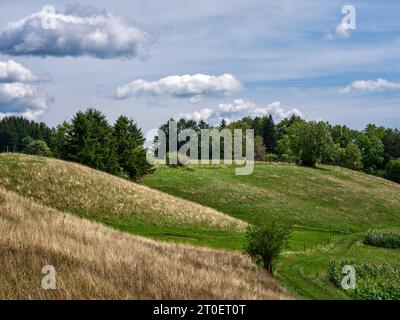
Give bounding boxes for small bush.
[364,229,400,249]
[26,139,52,157]
[244,217,291,273]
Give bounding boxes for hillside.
[142,163,400,232]
[2,154,399,299]
[0,187,288,299]
[0,154,245,248]
[141,163,400,299]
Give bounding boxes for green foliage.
[262,115,277,153]
[383,128,400,164]
[385,158,400,183]
[355,130,384,173]
[26,139,52,157]
[328,260,400,300]
[364,229,400,249]
[244,218,292,273]
[51,109,151,180]
[287,121,334,167]
[113,116,151,180]
[0,116,52,152]
[338,142,363,171]
[50,122,73,159]
[21,136,34,152]
[67,109,119,174]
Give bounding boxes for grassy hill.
[141,163,400,299]
[0,154,245,249]
[0,153,288,299]
[0,187,288,299]
[2,154,399,299]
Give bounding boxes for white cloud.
[0,6,151,59]
[115,74,242,101]
[340,78,400,94]
[178,99,304,124]
[0,82,51,120]
[0,60,46,83]
[324,22,352,41]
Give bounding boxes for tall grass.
[0,188,290,300]
[0,153,245,231]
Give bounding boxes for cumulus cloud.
[178,99,304,124]
[340,78,400,94]
[0,60,46,83]
[0,6,151,59]
[115,74,242,101]
[324,22,352,40]
[0,83,51,120]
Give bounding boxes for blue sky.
[0,0,399,132]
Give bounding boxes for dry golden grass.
[0,188,290,300]
[0,153,245,230]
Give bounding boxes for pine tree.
[262,115,277,153]
[68,109,119,175]
[113,116,151,180]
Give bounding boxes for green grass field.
[142,163,400,299]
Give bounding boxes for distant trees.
[0,116,52,152]
[51,109,151,180]
[244,218,292,273]
[355,129,384,173]
[262,115,277,154]
[2,108,400,183]
[286,121,334,167]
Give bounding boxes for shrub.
[244,218,291,273]
[364,229,400,249]
[26,139,52,157]
[264,153,279,162]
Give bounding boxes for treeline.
[1,111,400,183]
[0,109,151,180]
[0,117,52,152]
[158,115,400,183]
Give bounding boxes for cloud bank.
[340,78,400,93]
[115,74,242,101]
[178,99,304,124]
[0,7,151,59]
[0,82,50,120]
[0,60,51,120]
[0,60,46,83]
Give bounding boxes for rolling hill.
[2,153,399,299]
[0,154,288,299]
[141,163,400,299]
[0,153,245,248]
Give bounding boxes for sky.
[0,0,399,133]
